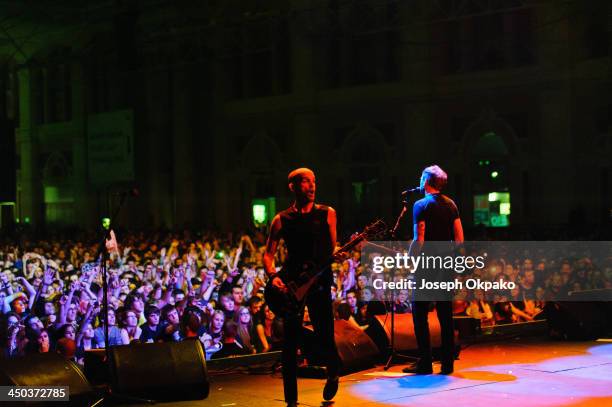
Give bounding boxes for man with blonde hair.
[405,165,464,375]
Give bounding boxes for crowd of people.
[1,230,610,364]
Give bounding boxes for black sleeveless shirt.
[278,204,333,285]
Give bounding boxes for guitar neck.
[335,235,365,257]
[285,221,384,302]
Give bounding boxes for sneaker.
[323,376,339,401]
[286,401,298,407]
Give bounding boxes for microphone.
[401,186,422,196]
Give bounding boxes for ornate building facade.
[0,0,610,233]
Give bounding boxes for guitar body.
[264,219,387,318]
[264,262,321,317]
[263,278,298,317]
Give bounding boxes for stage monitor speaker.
[303,320,380,373]
[545,302,608,340]
[83,349,107,385]
[109,338,209,401]
[0,352,96,406]
[567,289,612,302]
[334,319,380,371]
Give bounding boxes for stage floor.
[130,337,612,407]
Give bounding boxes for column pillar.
[171,63,196,226]
[538,89,572,225]
[16,68,41,227]
[144,55,173,228]
[71,62,93,227]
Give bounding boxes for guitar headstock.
[362,219,388,240]
[336,219,389,256]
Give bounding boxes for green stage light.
[252,204,267,224]
[251,198,276,226]
[491,171,499,178]
[24,217,30,224]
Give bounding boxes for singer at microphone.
[403,165,464,376]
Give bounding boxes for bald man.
[264,168,340,407]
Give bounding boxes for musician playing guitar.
[263,168,341,407]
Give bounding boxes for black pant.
[412,300,455,366]
[282,285,339,403]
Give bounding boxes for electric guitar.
[264,219,387,317]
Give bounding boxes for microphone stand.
[384,199,418,371]
[96,192,127,372]
[91,191,154,406]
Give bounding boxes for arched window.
[340,123,387,228]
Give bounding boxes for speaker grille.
[110,339,209,400]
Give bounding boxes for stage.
[129,337,612,407]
